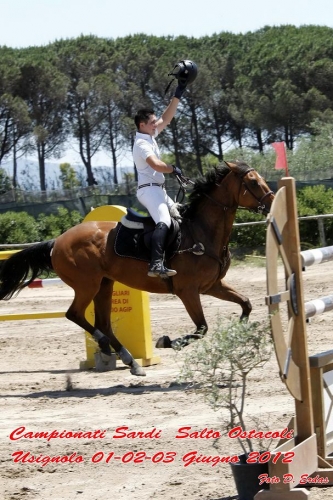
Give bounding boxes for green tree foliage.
[17,47,69,190]
[59,162,80,190]
[3,26,333,187]
[37,207,82,240]
[95,72,124,184]
[231,210,267,251]
[0,50,31,172]
[0,167,13,193]
[0,211,39,243]
[287,120,333,177]
[0,208,82,244]
[297,185,333,246]
[55,36,113,186]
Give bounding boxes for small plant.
[179,317,272,455]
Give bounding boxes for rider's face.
[139,115,157,136]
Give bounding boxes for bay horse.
[0,161,274,376]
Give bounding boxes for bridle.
[239,168,274,214]
[173,165,273,214]
[173,165,273,275]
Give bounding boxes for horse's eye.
[251,179,258,187]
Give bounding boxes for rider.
[133,60,197,278]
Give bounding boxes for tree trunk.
[107,107,118,185]
[214,111,224,161]
[78,125,96,186]
[37,143,46,191]
[256,128,263,153]
[13,140,17,188]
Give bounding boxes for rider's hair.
[134,108,155,130]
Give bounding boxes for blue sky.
[1,0,333,48]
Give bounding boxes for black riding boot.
[148,222,177,278]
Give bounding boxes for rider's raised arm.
[156,59,197,134]
[156,96,180,134]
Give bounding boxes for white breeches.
[137,186,175,228]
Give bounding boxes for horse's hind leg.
[204,279,252,320]
[93,278,145,376]
[65,281,114,357]
[65,279,145,376]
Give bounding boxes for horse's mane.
[179,160,250,219]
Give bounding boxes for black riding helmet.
[168,60,198,86]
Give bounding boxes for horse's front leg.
[93,278,146,376]
[204,279,252,320]
[156,288,207,349]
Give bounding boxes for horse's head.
[224,160,274,215]
[180,161,274,219]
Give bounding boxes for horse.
[0,160,274,377]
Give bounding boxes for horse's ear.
[224,160,236,170]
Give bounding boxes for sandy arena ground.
[1,261,333,500]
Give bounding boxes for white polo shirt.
[133,130,165,186]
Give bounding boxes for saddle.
[114,208,181,262]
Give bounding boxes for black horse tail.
[0,240,55,300]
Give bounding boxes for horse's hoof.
[130,361,146,376]
[155,335,172,348]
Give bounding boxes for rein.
[174,165,273,214]
[172,163,271,280]
[203,192,231,210]
[173,173,195,203]
[173,172,232,278]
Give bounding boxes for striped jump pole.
[27,278,63,288]
[300,246,333,318]
[301,247,333,318]
[301,246,333,268]
[305,295,333,319]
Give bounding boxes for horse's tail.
[0,240,55,300]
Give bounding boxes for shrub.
[0,168,12,194]
[179,318,272,454]
[296,185,333,246]
[231,210,267,252]
[0,208,83,244]
[0,211,39,244]
[37,208,83,240]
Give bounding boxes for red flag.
[272,142,289,175]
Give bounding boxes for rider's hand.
[172,165,183,176]
[174,81,187,99]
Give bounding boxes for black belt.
[137,183,164,189]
